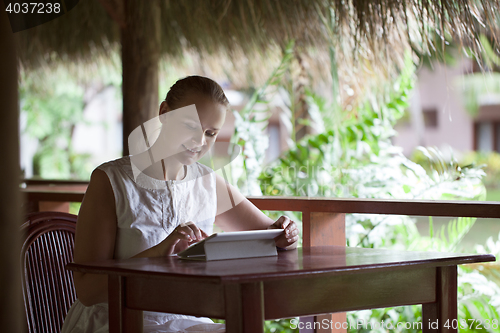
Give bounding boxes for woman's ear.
[159,100,170,116]
[159,101,170,123]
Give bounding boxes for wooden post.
[422,266,458,333]
[225,282,265,333]
[0,8,23,332]
[302,210,347,333]
[120,0,161,156]
[108,275,143,333]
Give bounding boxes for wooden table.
[67,246,495,333]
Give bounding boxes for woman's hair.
[165,75,229,110]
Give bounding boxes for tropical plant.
[458,72,500,117]
[458,233,500,333]
[229,43,498,331]
[20,63,122,179]
[459,151,500,190]
[228,41,295,195]
[20,69,90,179]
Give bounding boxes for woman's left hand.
[268,216,299,250]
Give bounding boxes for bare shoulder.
[89,168,113,193]
[74,168,117,263]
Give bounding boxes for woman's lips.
[182,144,201,154]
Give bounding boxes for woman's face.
[158,93,226,165]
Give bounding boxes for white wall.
[73,85,122,167]
[393,59,475,157]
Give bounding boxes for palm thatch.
[15,0,500,155]
[17,0,500,69]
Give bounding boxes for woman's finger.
[176,225,195,241]
[283,221,298,243]
[187,223,203,241]
[279,216,291,229]
[286,229,298,242]
[176,230,193,242]
[284,221,297,234]
[200,229,209,239]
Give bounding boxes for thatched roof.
[16,0,500,71]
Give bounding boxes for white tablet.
[177,229,284,261]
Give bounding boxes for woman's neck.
[160,158,185,181]
[140,131,186,181]
[135,155,185,181]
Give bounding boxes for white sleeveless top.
[61,156,225,333]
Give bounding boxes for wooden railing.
[248,197,500,331]
[20,181,500,333]
[21,180,87,213]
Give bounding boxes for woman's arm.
[72,169,117,306]
[214,173,299,249]
[73,169,202,306]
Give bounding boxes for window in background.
[474,121,499,152]
[422,108,438,128]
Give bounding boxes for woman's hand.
[155,222,208,256]
[268,216,299,250]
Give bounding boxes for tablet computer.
[177,229,284,261]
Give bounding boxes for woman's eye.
[184,123,197,130]
[205,131,216,137]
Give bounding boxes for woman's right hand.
[155,222,209,256]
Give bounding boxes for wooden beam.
[108,275,143,333]
[20,188,500,218]
[248,197,500,219]
[121,0,161,156]
[0,7,23,332]
[98,0,126,28]
[302,211,347,333]
[422,266,458,333]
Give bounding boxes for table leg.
[422,266,458,333]
[224,282,264,333]
[108,275,143,333]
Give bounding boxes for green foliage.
[229,40,295,195]
[347,306,422,333]
[457,72,500,117]
[20,62,122,180]
[458,270,500,333]
[264,319,298,333]
[479,34,500,70]
[257,52,486,204]
[457,233,500,332]
[460,151,500,190]
[21,69,90,179]
[409,217,477,252]
[412,30,458,69]
[230,48,496,331]
[451,34,500,117]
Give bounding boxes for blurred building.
[393,59,500,157]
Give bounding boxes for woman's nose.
[192,130,206,146]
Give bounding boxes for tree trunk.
[120,0,161,156]
[294,54,311,141]
[0,8,23,333]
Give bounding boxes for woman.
[61,76,299,333]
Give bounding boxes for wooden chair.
[20,211,78,333]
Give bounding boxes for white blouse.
[61,156,225,333]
